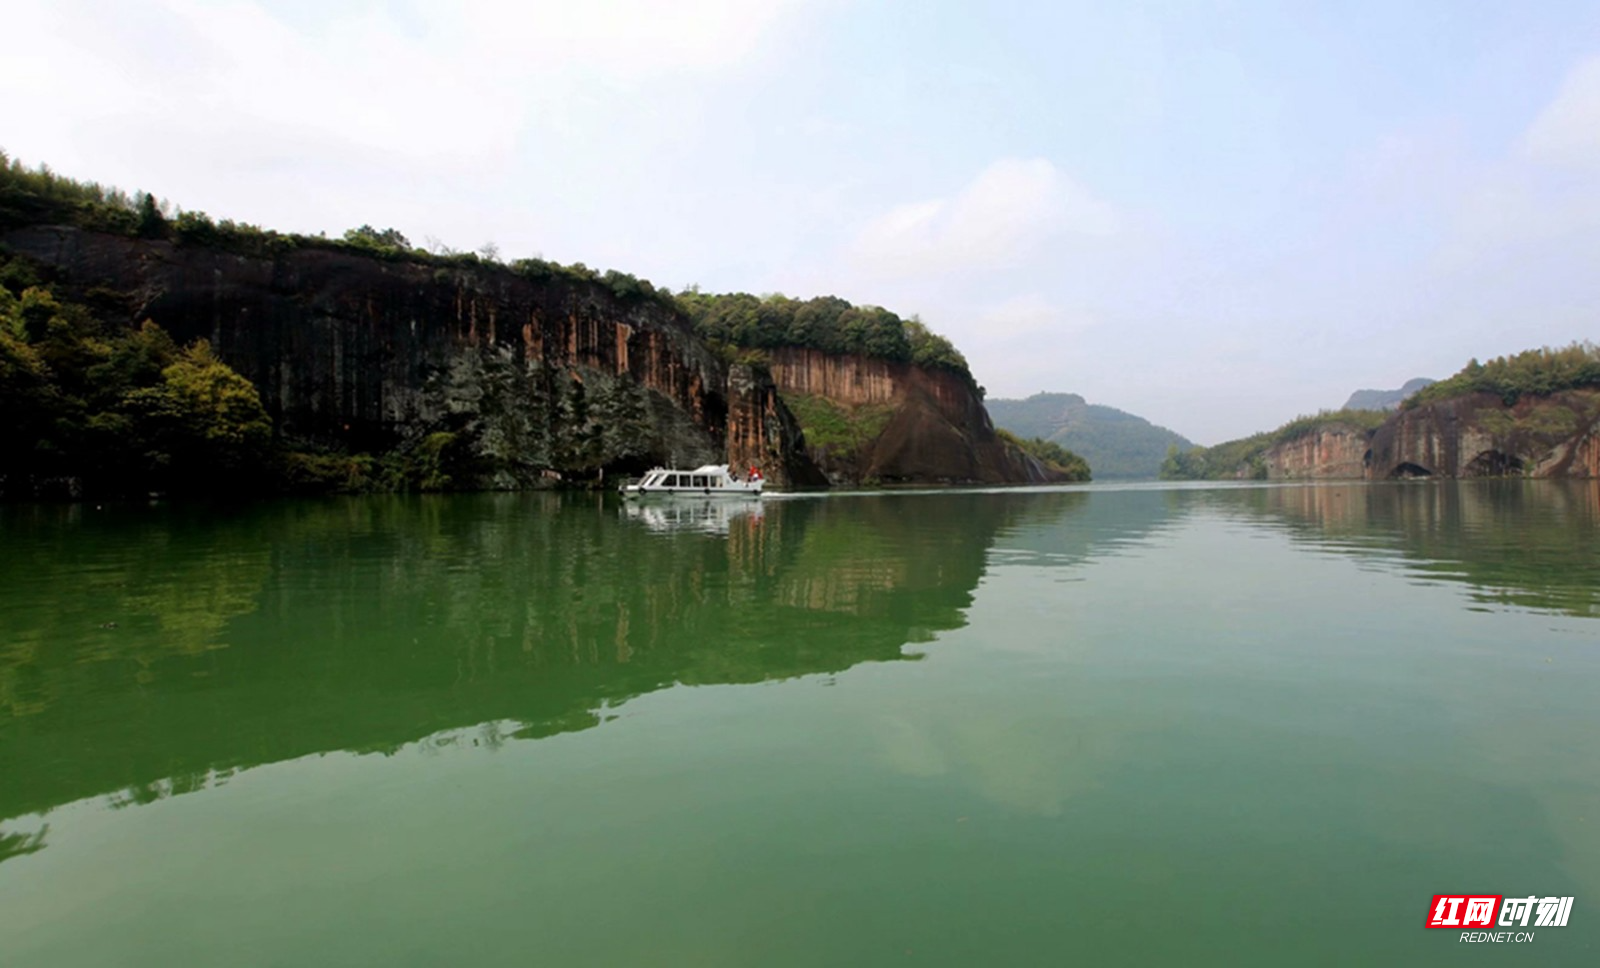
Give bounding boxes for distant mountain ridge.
[986,392,1195,479]
[1342,378,1435,411]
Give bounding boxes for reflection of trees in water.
[0,504,272,721]
[0,824,47,868]
[1202,482,1600,617]
[0,490,1081,823]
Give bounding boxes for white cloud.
[976,294,1092,341]
[0,0,801,176]
[849,158,1119,279]
[1520,54,1600,170]
[1436,53,1600,269]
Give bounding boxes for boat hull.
[621,485,762,499]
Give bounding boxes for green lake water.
[1,482,1597,966]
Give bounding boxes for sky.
[3,0,1600,444]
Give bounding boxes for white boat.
[621,464,763,499]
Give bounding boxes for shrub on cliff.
[124,340,274,489]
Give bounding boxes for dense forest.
[1159,409,1387,480]
[1405,343,1600,408]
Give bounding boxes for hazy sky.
[4,0,1600,443]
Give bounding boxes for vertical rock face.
[2,226,823,488]
[766,347,1059,484]
[1367,391,1600,479]
[725,364,830,488]
[1260,426,1372,480]
[1244,392,1600,480]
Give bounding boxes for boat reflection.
[620,496,765,535]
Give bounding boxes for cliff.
[1,225,825,489]
[1171,391,1600,481]
[765,347,1063,485]
[1368,390,1600,479]
[1259,424,1372,480]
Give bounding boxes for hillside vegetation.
[0,150,681,314]
[996,430,1092,481]
[0,252,273,497]
[1405,343,1600,408]
[1160,409,1387,480]
[1,152,1007,494]
[675,290,974,386]
[3,151,977,392]
[987,392,1193,479]
[0,252,483,499]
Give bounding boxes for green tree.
[136,192,167,238]
[126,340,273,490]
[342,224,411,250]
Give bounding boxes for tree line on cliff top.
[674,290,974,386]
[1404,343,1600,408]
[1,152,975,382]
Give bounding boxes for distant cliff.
[1341,378,1434,411]
[1162,346,1600,481]
[986,391,1193,479]
[1163,388,1599,482]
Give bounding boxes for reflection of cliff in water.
[1201,482,1600,618]
[0,491,1078,825]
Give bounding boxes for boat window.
[691,475,708,488]
[659,474,675,487]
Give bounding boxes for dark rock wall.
[2,226,821,488]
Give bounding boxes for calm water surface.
[1,482,1597,966]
